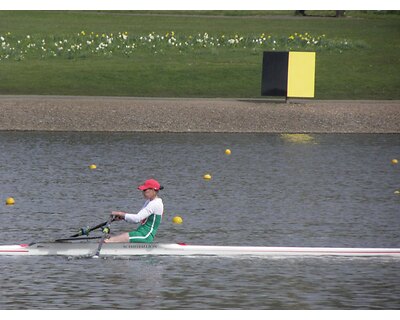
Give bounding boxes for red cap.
[138,179,162,191]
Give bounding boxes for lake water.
[0,132,399,309]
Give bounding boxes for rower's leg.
[104,232,129,243]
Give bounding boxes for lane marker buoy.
[172,216,183,224]
[6,197,15,205]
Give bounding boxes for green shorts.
[128,230,154,243]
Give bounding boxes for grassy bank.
[0,11,399,99]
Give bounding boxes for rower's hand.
[111,211,126,220]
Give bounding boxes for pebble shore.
[0,95,399,133]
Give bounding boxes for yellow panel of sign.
[287,52,316,98]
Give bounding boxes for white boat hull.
[0,243,400,257]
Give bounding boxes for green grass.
[0,11,399,99]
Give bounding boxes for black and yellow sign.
[261,51,316,98]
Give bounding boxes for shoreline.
[0,95,399,133]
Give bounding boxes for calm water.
[0,132,399,309]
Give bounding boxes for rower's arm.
[124,207,152,224]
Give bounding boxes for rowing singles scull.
[1,242,400,257]
[2,177,399,258]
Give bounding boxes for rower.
[105,179,164,243]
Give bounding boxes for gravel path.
[0,95,399,133]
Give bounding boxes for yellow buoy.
[394,190,400,195]
[203,173,212,180]
[225,149,231,155]
[6,197,15,205]
[89,164,97,170]
[172,216,183,224]
[391,159,398,165]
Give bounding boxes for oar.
[92,215,114,258]
[55,236,102,242]
[70,218,115,238]
[28,217,115,247]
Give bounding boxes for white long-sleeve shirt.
[124,197,164,224]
